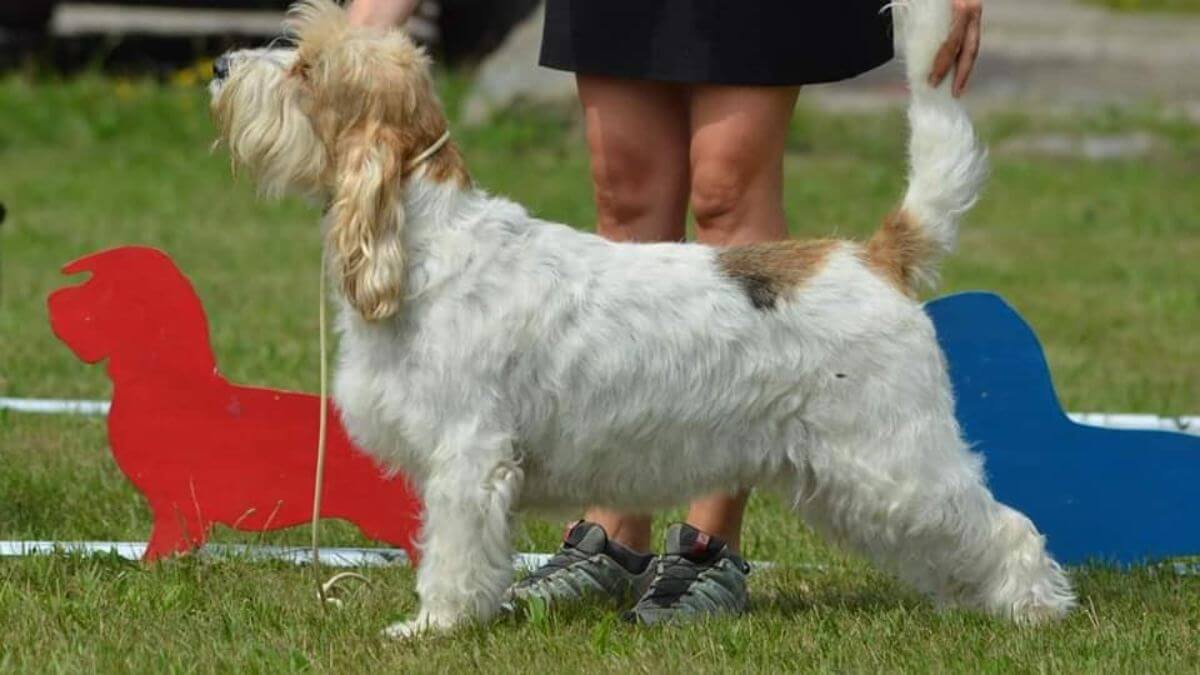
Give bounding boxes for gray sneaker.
[506,521,655,611]
[625,523,751,626]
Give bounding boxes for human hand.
[928,0,982,98]
[347,0,420,28]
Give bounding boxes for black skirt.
[540,1,894,87]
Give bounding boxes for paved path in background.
[809,0,1200,114]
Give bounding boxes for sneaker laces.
[641,554,703,608]
[513,542,593,589]
[641,550,751,609]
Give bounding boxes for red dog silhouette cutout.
[48,246,422,562]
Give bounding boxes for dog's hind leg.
[793,392,1075,624]
[382,427,521,639]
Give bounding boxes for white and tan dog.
[211,0,1075,637]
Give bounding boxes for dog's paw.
[380,614,457,641]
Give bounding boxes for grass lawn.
[0,74,1198,672]
[1084,0,1200,13]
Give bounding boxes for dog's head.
[210,0,463,321]
[48,247,214,372]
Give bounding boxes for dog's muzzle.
[212,54,230,81]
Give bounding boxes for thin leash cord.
[311,252,331,601]
[309,131,451,607]
[311,254,370,606]
[407,130,451,171]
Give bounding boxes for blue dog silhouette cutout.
[927,292,1200,566]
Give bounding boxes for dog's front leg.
[383,438,521,639]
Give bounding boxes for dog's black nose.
[213,55,230,80]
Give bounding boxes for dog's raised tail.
[869,0,987,291]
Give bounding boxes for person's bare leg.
[578,75,691,243]
[681,84,801,553]
[689,84,799,246]
[576,74,691,553]
[683,492,751,552]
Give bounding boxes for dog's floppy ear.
[329,122,407,321]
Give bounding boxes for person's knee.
[591,172,661,232]
[689,158,752,236]
[586,129,684,238]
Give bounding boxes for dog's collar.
[317,131,449,214]
[406,130,452,172]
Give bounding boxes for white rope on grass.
[0,541,787,573]
[0,540,558,570]
[0,397,111,415]
[1067,412,1197,434]
[4,397,1197,435]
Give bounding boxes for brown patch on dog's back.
[717,240,837,310]
[864,210,935,294]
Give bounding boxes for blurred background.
[3,0,1200,112]
[0,0,536,70]
[0,1,1197,669]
